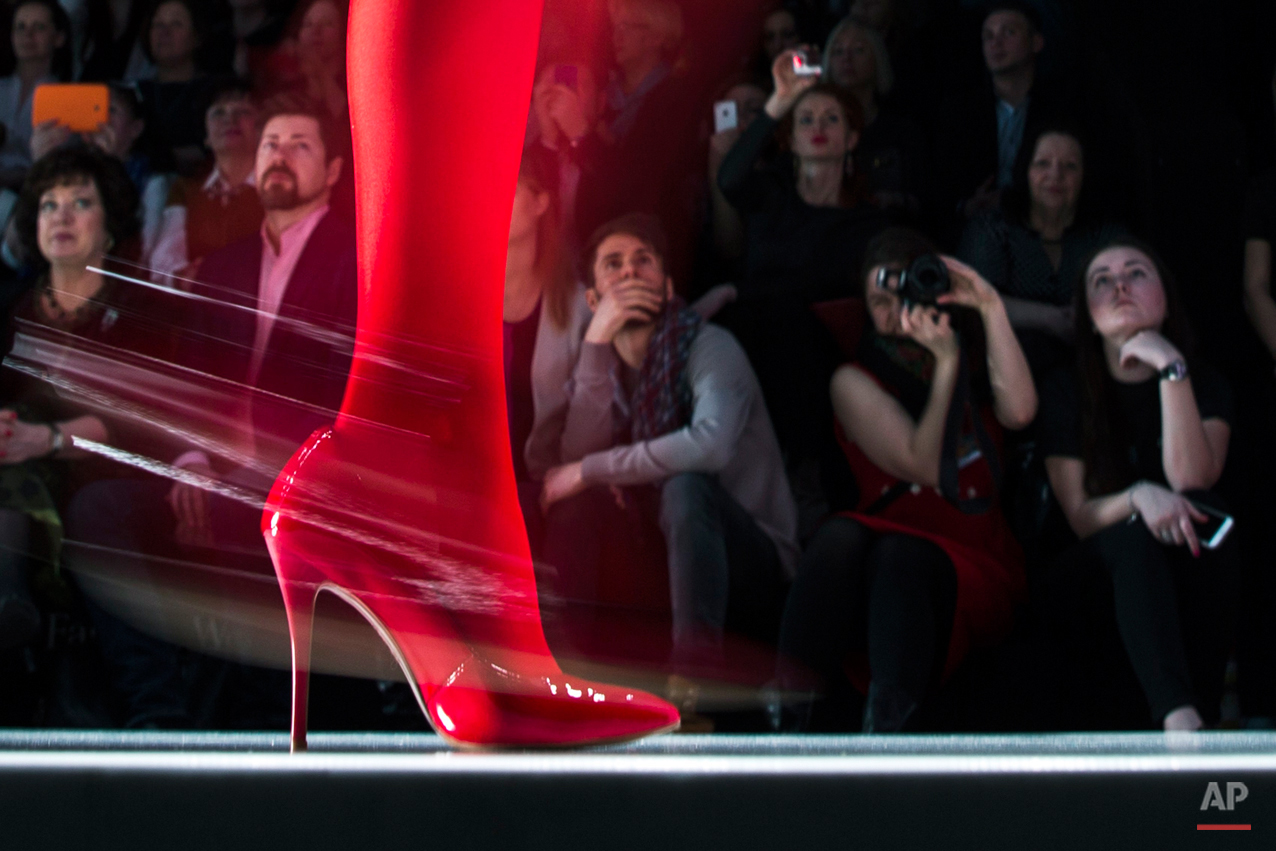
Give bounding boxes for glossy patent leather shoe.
[265,427,680,750]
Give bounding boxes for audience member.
[959,126,1125,378]
[227,0,290,82]
[0,1,72,186]
[150,78,262,284]
[271,0,347,125]
[717,49,880,313]
[755,7,801,82]
[1037,240,1238,731]
[100,82,172,263]
[932,1,1071,239]
[705,78,768,271]
[784,0,838,45]
[503,155,590,551]
[1244,168,1276,371]
[0,146,172,651]
[823,16,924,216]
[847,0,947,117]
[78,0,150,82]
[63,97,356,727]
[1237,143,1276,720]
[604,0,683,142]
[539,213,797,713]
[716,49,884,522]
[581,0,699,279]
[135,0,226,175]
[29,82,172,267]
[525,58,605,257]
[776,227,1035,732]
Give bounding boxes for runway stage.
[2,730,1274,849]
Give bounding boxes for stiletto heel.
[276,559,319,752]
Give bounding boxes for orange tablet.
[32,83,110,133]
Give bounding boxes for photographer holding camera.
[776,227,1035,732]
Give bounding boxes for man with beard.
[162,96,356,548]
[62,97,356,729]
[537,214,797,721]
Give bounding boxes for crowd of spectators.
[1,0,1275,737]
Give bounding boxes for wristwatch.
[1158,360,1189,382]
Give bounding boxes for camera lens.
[899,254,950,305]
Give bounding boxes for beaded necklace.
[36,274,112,331]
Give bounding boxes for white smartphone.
[1189,500,1234,550]
[792,50,822,77]
[713,100,738,133]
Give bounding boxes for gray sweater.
[563,324,799,577]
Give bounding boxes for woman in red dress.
[777,227,1036,731]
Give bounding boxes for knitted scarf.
[629,297,703,442]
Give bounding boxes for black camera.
[896,254,950,306]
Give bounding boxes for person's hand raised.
[87,120,119,158]
[936,255,1002,315]
[765,48,819,120]
[900,303,958,364]
[30,119,73,162]
[708,125,742,170]
[543,83,590,144]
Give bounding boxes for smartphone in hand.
[1188,500,1234,550]
[713,100,738,134]
[792,50,822,77]
[33,83,109,132]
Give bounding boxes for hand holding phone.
[770,48,821,113]
[544,72,589,144]
[792,49,822,77]
[1188,499,1234,550]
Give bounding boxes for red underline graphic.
[1197,824,1251,830]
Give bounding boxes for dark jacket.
[186,208,357,477]
[930,76,1075,239]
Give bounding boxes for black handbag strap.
[938,350,1002,514]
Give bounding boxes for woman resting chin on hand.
[1038,240,1239,733]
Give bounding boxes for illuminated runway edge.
[3,731,1275,850]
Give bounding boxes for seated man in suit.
[63,96,357,729]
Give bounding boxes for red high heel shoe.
[261,0,679,749]
[265,424,680,749]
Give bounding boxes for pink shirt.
[249,204,330,384]
[174,203,331,472]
